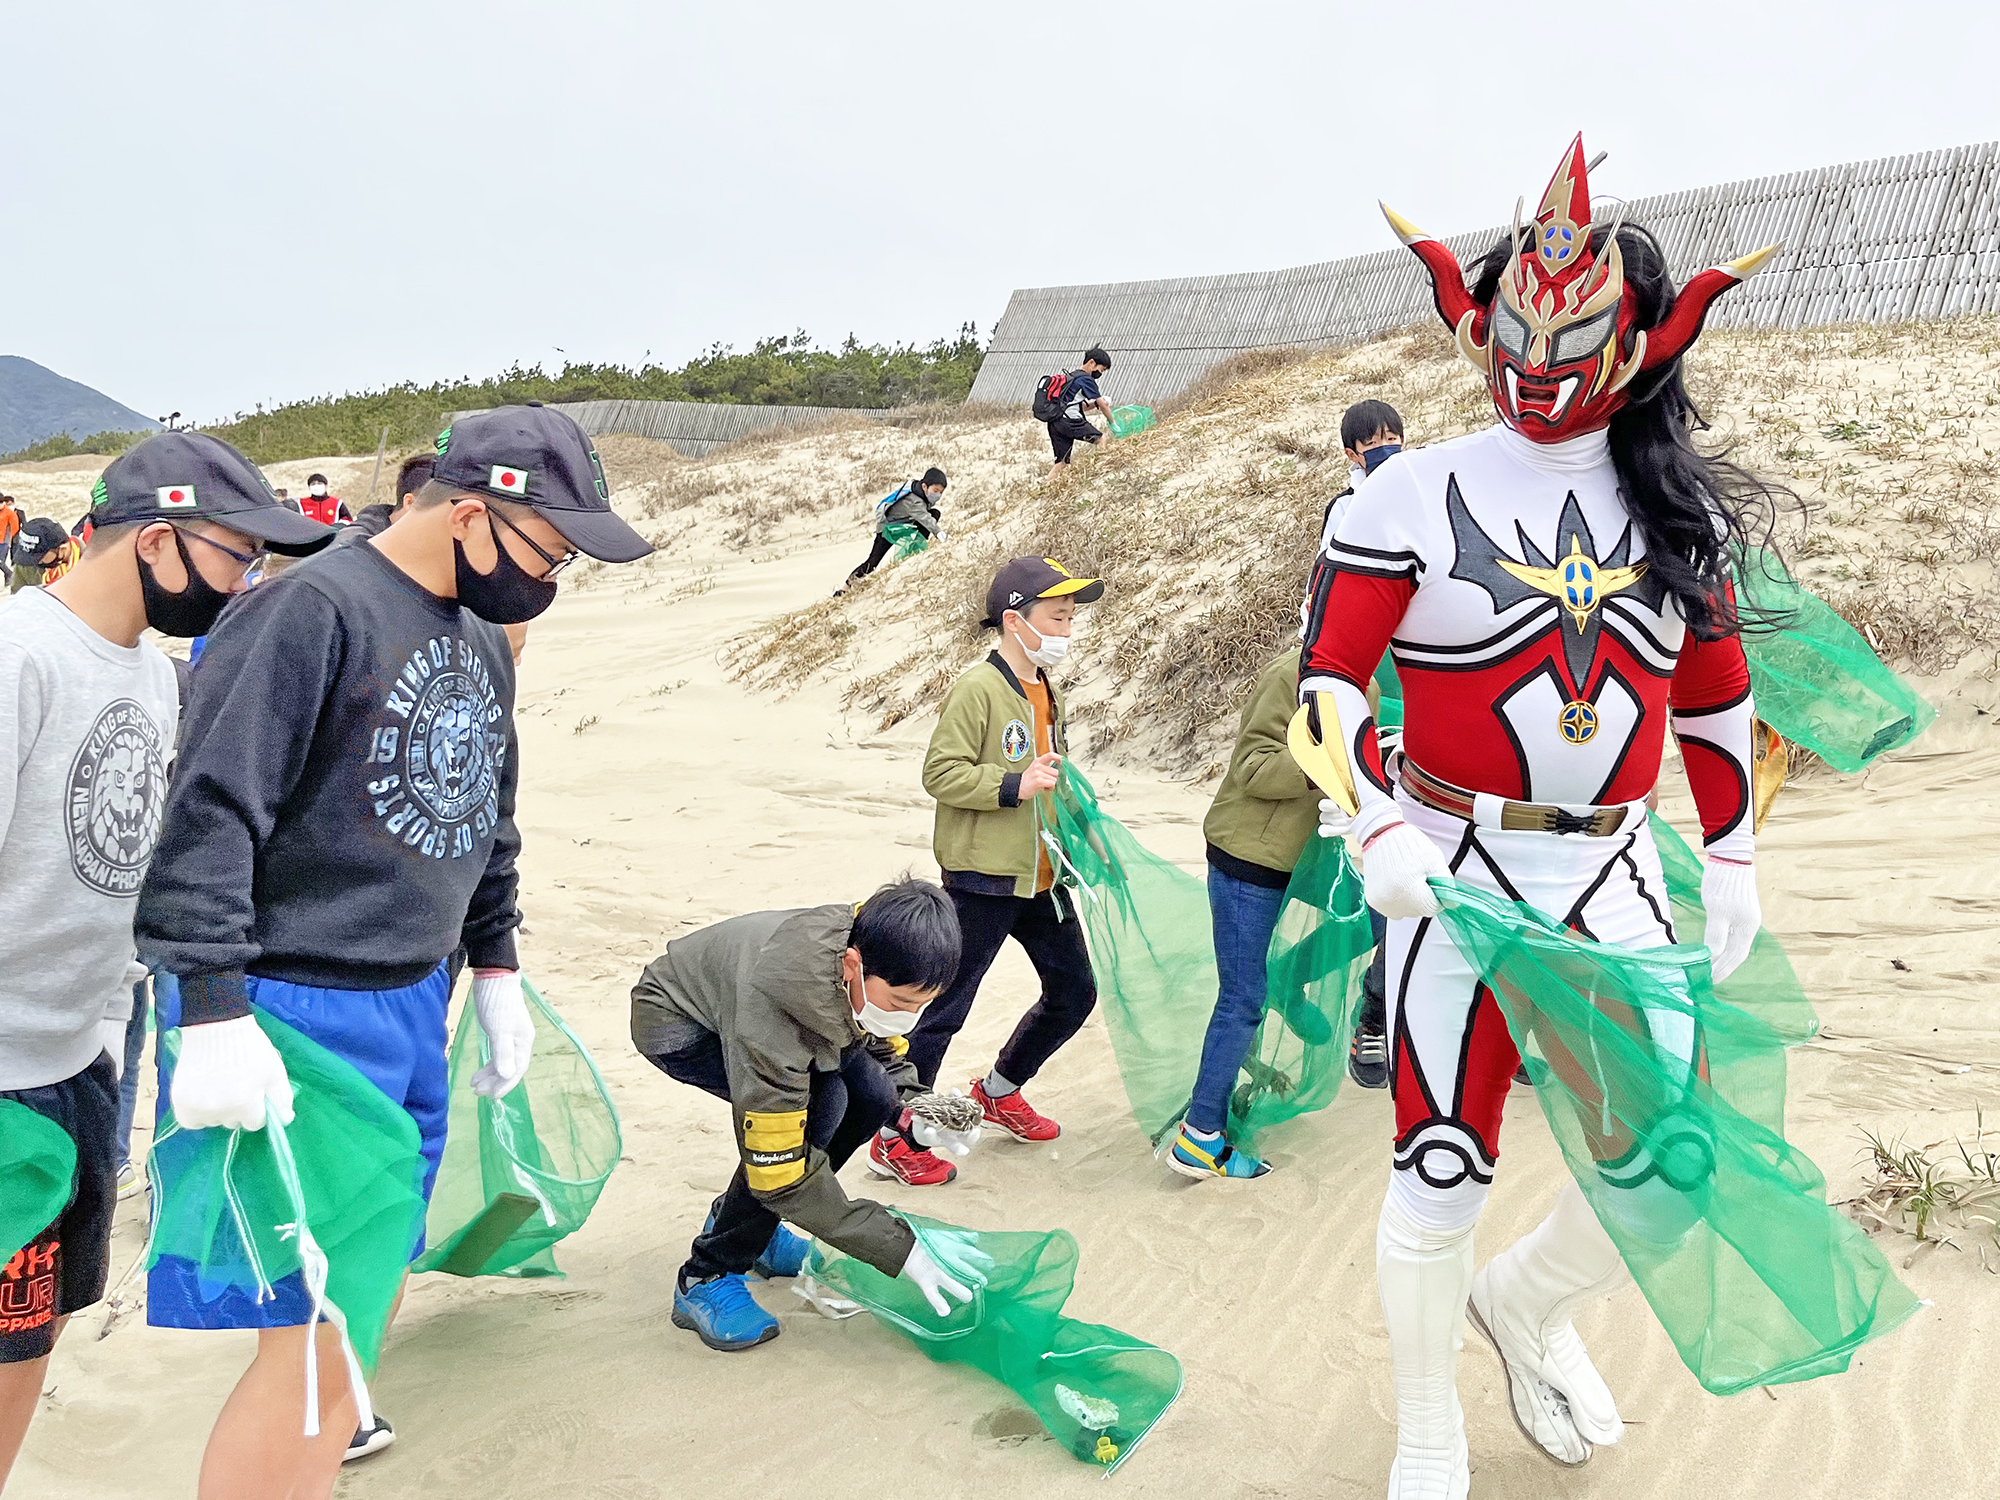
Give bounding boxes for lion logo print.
[66,699,167,897]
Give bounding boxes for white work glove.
[1317,797,1352,840]
[907,1091,984,1158]
[471,970,536,1098]
[98,1017,127,1080]
[1700,859,1760,983]
[172,1016,296,1131]
[899,1240,975,1317]
[1360,821,1448,920]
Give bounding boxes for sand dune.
[8,360,1997,1497]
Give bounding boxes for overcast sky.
[6,0,1997,422]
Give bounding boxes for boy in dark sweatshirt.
[134,404,653,1491]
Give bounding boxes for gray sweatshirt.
[0,588,178,1090]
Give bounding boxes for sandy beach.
[7,332,1999,1498]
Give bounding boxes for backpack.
[1031,371,1070,423]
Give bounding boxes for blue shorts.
[147,964,451,1331]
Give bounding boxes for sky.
[6,0,1998,422]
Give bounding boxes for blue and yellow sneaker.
[1166,1123,1272,1181]
[672,1273,781,1352]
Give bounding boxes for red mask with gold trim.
[1382,135,1781,443]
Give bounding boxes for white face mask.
[852,969,922,1038]
[1014,616,1072,670]
[309,484,328,497]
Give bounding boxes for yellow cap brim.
[1038,576,1104,602]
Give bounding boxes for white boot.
[1467,1179,1627,1465]
[1378,1197,1473,1500]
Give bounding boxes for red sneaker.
[866,1131,957,1186]
[971,1078,1061,1141]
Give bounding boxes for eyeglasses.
[177,527,267,578]
[487,506,578,580]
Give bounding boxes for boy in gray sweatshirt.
[0,433,328,1487]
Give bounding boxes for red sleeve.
[1670,593,1755,851]
[1301,569,1415,691]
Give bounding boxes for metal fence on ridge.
[968,141,2000,407]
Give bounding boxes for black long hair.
[1470,223,1793,639]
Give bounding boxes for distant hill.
[0,355,158,454]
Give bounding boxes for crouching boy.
[631,878,979,1352]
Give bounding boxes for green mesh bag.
[882,520,931,565]
[414,981,621,1279]
[1047,766,1220,1144]
[1047,766,1375,1149]
[1372,650,1405,730]
[1228,832,1376,1147]
[1107,404,1157,438]
[1648,811,1817,1043]
[147,1012,425,1380]
[803,1214,1182,1472]
[1430,878,1921,1393]
[0,1099,77,1267]
[1736,550,1934,771]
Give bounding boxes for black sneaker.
[344,1416,395,1463]
[1348,1023,1389,1089]
[1512,1063,1534,1088]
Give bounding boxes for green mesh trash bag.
[414,980,621,1279]
[1372,650,1405,730]
[1648,811,1818,1043]
[882,520,931,565]
[1430,878,1921,1393]
[1228,832,1376,1146]
[0,1100,77,1268]
[147,1012,425,1381]
[1108,404,1156,438]
[1736,549,1934,771]
[803,1215,1182,1473]
[1047,765,1221,1145]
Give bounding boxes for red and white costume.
[1300,137,1778,1498]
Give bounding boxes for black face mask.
[454,514,558,624]
[139,530,234,637]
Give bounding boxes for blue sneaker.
[672,1274,781,1352]
[754,1224,811,1280]
[1166,1124,1272,1181]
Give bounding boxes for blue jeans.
[115,978,150,1168]
[1188,867,1289,1135]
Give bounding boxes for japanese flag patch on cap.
[490,465,531,495]
[156,484,199,509]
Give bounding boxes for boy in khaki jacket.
[885,558,1104,1185]
[1166,646,1322,1180]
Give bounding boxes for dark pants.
[645,1032,899,1284]
[1047,417,1102,464]
[847,533,894,581]
[1187,867,1288,1135]
[905,885,1098,1090]
[115,978,149,1168]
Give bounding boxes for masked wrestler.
[1297,136,1786,1497]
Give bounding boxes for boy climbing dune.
[893,557,1105,1185]
[838,466,948,593]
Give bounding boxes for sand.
[8,368,1999,1497]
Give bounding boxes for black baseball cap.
[982,556,1105,627]
[16,517,68,563]
[91,432,334,554]
[431,403,653,563]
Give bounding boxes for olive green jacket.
[1202,648,1320,879]
[629,903,921,1275]
[924,653,1070,899]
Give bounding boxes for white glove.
[1360,821,1447,920]
[910,1117,982,1159]
[471,970,536,1098]
[1317,796,1352,840]
[98,1017,127,1080]
[172,1016,295,1131]
[899,1240,975,1317]
[1700,859,1760,983]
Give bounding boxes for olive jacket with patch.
[924,653,1070,898]
[1201,647,1320,885]
[629,903,921,1275]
